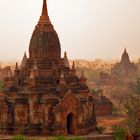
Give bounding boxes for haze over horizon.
[0,0,140,61]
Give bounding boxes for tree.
[124,78,140,134]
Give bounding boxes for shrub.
[112,106,119,116]
[95,125,106,134]
[112,125,126,140]
[135,127,140,135]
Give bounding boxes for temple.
[111,48,138,80]
[99,48,138,85]
[0,66,12,80]
[0,0,96,135]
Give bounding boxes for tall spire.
[38,0,51,24]
[24,52,27,59]
[121,48,130,64]
[64,51,70,68]
[15,62,19,71]
[15,62,19,76]
[80,70,87,84]
[41,0,48,16]
[72,61,76,70]
[20,52,28,69]
[80,70,85,78]
[71,61,77,76]
[124,48,127,53]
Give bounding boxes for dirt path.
[97,115,125,133]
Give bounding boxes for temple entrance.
[67,113,74,135]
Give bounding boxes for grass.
[53,136,66,140]
[12,135,86,140]
[12,135,29,140]
[49,136,86,140]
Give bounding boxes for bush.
[95,125,106,134]
[135,127,140,135]
[112,125,126,140]
[112,106,119,116]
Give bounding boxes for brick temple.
[0,0,96,135]
[111,48,138,79]
[99,48,138,85]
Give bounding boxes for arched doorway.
[67,113,74,135]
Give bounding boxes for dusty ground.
[0,115,124,140]
[97,115,125,133]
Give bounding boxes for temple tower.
[29,0,61,64]
[0,0,96,135]
[120,48,131,65]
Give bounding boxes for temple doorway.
[67,113,74,135]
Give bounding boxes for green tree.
[124,78,140,133]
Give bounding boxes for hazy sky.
[0,0,140,61]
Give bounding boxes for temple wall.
[14,104,28,126]
[95,102,113,116]
[0,102,8,126]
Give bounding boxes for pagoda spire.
[15,62,20,76]
[15,62,19,70]
[64,51,70,68]
[38,0,51,24]
[24,52,27,58]
[121,48,130,64]
[80,70,85,78]
[80,70,87,85]
[71,61,77,76]
[124,48,126,52]
[20,52,28,69]
[41,0,48,16]
[72,61,76,70]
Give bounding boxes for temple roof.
[29,0,61,60]
[120,48,130,64]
